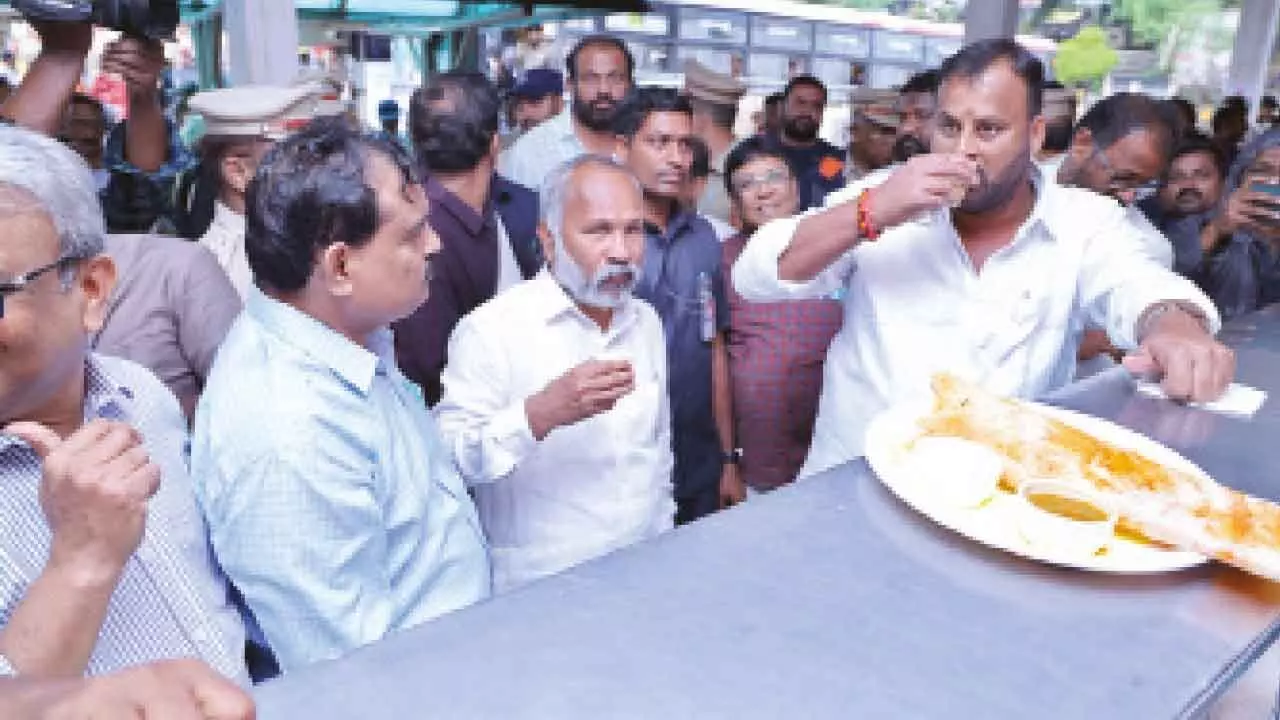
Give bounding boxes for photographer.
[3,11,180,233]
[1194,127,1280,320]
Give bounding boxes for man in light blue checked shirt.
[192,117,491,674]
[0,125,247,682]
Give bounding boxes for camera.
[12,0,180,42]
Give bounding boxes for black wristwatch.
[721,448,743,465]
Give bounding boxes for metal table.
[255,308,1280,719]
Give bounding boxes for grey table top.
[255,308,1280,720]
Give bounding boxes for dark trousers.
[675,484,720,525]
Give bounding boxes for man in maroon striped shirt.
[721,137,844,492]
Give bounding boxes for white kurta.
[435,270,675,593]
[733,167,1220,478]
[199,201,251,300]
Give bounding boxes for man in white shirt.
[499,35,634,192]
[734,39,1235,479]
[436,155,674,593]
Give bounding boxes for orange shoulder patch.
[819,156,845,180]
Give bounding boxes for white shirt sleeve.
[1125,205,1175,269]
[732,170,891,302]
[1077,199,1221,349]
[434,316,538,486]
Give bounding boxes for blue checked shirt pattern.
[192,290,491,673]
[0,355,247,681]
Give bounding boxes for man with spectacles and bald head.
[1053,92,1181,373]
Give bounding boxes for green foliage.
[1110,0,1232,47]
[1052,25,1118,88]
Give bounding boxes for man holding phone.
[1195,128,1280,319]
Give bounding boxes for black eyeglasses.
[0,255,79,319]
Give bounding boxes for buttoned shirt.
[93,234,242,421]
[634,211,729,500]
[192,291,491,673]
[498,110,586,192]
[199,201,251,300]
[435,270,674,593]
[0,355,247,682]
[722,234,843,491]
[1125,202,1174,269]
[734,168,1220,478]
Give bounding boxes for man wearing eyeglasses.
[1053,93,1181,372]
[0,126,248,682]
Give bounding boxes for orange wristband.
[856,188,879,242]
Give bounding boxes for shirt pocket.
[611,380,662,447]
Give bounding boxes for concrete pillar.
[964,0,1020,45]
[1226,0,1280,123]
[223,0,300,86]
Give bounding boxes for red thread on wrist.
[856,189,880,242]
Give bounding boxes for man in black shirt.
[763,76,845,210]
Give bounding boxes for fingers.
[1195,345,1235,403]
[2,420,64,458]
[136,684,204,720]
[58,418,123,459]
[581,368,634,394]
[78,422,144,471]
[99,446,162,503]
[919,153,980,185]
[196,680,257,720]
[1159,348,1195,401]
[1121,348,1158,377]
[169,659,256,720]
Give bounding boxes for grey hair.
[0,125,105,259]
[539,154,643,241]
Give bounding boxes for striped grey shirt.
[0,354,247,682]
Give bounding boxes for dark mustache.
[1176,188,1203,201]
[891,134,928,163]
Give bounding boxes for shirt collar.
[245,289,382,396]
[425,176,491,237]
[0,354,133,454]
[550,109,580,146]
[212,200,245,232]
[936,163,1057,242]
[530,269,640,334]
[645,209,698,244]
[1025,162,1064,242]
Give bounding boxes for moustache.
[592,260,638,292]
[1176,188,1204,201]
[891,134,928,163]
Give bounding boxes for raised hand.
[4,419,160,584]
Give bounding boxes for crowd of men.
[0,17,1271,718]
